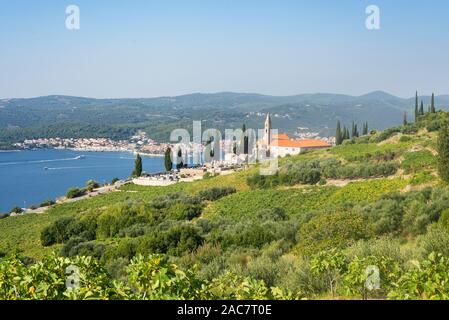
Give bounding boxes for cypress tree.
[336,121,342,145]
[437,125,449,183]
[403,112,408,126]
[242,124,249,155]
[243,125,249,154]
[132,154,143,177]
[351,121,356,138]
[343,127,350,140]
[431,93,436,113]
[420,100,424,116]
[415,91,419,121]
[176,148,184,170]
[204,137,213,163]
[164,147,173,172]
[362,122,369,135]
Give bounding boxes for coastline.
[0,147,165,157]
[0,148,165,213]
[134,152,164,158]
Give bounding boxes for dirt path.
[22,181,127,215]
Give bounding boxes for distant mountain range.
[1,91,448,146]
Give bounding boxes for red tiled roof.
[271,139,332,148]
[272,134,290,140]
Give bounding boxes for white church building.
[260,113,332,158]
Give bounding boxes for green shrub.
[417,224,449,258]
[399,135,412,143]
[375,127,401,142]
[245,254,295,288]
[342,255,401,299]
[321,161,398,180]
[247,160,322,188]
[210,271,271,300]
[0,254,129,300]
[345,237,410,264]
[439,208,449,227]
[401,150,436,173]
[388,253,449,300]
[66,188,85,199]
[332,143,407,162]
[199,187,236,201]
[96,203,151,239]
[401,187,449,236]
[126,254,212,300]
[67,242,106,259]
[310,249,347,296]
[39,199,56,207]
[328,179,408,205]
[117,223,149,238]
[410,171,436,185]
[275,256,327,296]
[138,224,204,256]
[438,125,449,183]
[40,216,96,246]
[216,219,297,250]
[362,199,404,236]
[10,207,23,214]
[256,207,288,222]
[86,180,100,192]
[296,211,371,255]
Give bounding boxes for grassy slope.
[0,167,254,259]
[0,129,438,259]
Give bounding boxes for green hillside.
[2,111,449,300]
[2,92,449,147]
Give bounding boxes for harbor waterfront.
[0,149,164,213]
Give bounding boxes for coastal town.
[12,118,334,157]
[13,131,170,156]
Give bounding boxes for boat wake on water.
[44,165,125,171]
[0,156,86,166]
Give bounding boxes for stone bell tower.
[264,113,272,146]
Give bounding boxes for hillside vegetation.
[2,92,449,147]
[2,111,449,300]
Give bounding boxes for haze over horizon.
[1,0,449,99]
[2,90,448,101]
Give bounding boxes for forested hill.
[1,92,449,147]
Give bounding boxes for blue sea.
[0,149,164,213]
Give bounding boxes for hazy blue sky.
[1,0,448,98]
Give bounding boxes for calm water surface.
[0,149,164,213]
